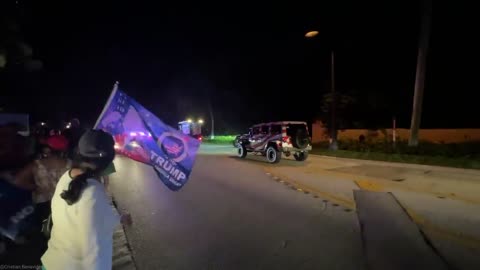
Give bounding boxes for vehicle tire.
[292,129,310,149]
[266,146,281,163]
[233,136,240,147]
[237,144,247,158]
[294,151,309,161]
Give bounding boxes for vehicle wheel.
[292,129,310,149]
[233,136,240,147]
[266,146,281,163]
[237,144,247,158]
[294,151,309,161]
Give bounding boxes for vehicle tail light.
[282,136,291,144]
[198,136,203,141]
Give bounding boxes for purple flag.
[95,83,200,191]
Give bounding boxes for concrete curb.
[354,190,449,270]
[111,198,137,270]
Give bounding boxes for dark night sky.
[1,1,478,132]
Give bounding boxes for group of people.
[0,121,131,270]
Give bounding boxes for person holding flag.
[94,82,200,191]
[41,130,131,270]
[41,82,199,269]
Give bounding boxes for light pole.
[208,99,215,139]
[305,30,338,150]
[408,0,431,147]
[198,119,204,137]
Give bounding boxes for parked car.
[236,121,312,163]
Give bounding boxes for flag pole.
[94,81,119,129]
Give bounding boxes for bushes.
[315,139,480,159]
[311,140,480,169]
[202,135,237,145]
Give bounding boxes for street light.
[187,118,192,123]
[305,30,319,38]
[198,119,204,124]
[305,30,338,151]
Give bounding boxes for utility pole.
[330,50,338,150]
[408,0,432,146]
[393,116,397,148]
[304,31,338,150]
[208,99,215,139]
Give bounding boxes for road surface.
[110,145,364,270]
[110,144,480,270]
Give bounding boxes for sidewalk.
[262,154,480,270]
[305,155,480,204]
[111,199,137,270]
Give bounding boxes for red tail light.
[282,136,291,143]
[198,136,203,141]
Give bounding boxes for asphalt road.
[109,145,365,270]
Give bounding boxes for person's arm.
[120,211,132,226]
[13,162,36,190]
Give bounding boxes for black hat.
[78,129,115,158]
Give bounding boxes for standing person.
[34,135,71,223]
[10,134,71,245]
[63,118,83,160]
[0,123,30,176]
[1,123,39,252]
[41,130,131,270]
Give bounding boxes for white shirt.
[42,171,120,270]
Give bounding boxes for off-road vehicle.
[236,121,311,163]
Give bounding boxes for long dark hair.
[60,154,113,205]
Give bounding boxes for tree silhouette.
[0,3,42,71]
[319,91,357,130]
[318,89,398,130]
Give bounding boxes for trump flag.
[94,82,200,191]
